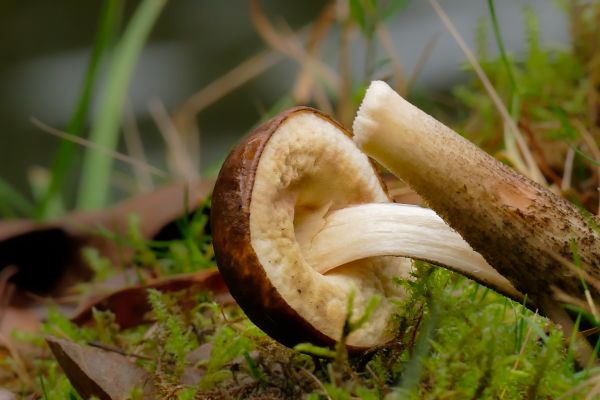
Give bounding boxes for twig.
[377,25,406,96]
[123,103,153,191]
[574,120,600,214]
[557,373,600,399]
[562,147,576,191]
[249,0,339,91]
[173,49,282,134]
[0,333,33,388]
[540,296,597,367]
[512,325,533,371]
[32,118,168,179]
[406,32,440,91]
[547,249,600,294]
[519,121,563,187]
[88,340,153,360]
[336,0,353,126]
[291,4,336,103]
[149,98,198,182]
[300,367,332,400]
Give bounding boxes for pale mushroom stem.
[352,81,600,322]
[352,82,600,365]
[304,203,522,301]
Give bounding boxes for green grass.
[35,0,122,220]
[77,0,167,210]
[0,177,35,217]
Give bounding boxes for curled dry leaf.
[0,389,15,400]
[46,336,156,400]
[0,307,40,340]
[71,268,231,328]
[0,181,213,294]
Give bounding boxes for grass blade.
[28,167,65,218]
[487,0,517,92]
[36,0,121,219]
[77,0,167,210]
[0,177,35,217]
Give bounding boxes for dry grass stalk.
[406,32,441,91]
[149,99,199,182]
[123,105,154,192]
[249,0,339,92]
[376,25,406,96]
[291,4,336,103]
[428,0,546,185]
[173,49,282,135]
[561,147,575,192]
[32,118,167,179]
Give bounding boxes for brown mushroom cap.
[211,107,409,350]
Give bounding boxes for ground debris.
[71,268,231,328]
[46,336,157,400]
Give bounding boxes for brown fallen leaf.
[71,268,232,328]
[0,388,16,400]
[0,307,40,339]
[0,180,213,294]
[46,336,157,400]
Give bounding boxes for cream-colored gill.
[303,203,521,301]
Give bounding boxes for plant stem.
[487,0,517,93]
[77,0,167,210]
[37,0,121,219]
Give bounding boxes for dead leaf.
[0,180,213,295]
[46,336,156,400]
[0,306,40,338]
[71,268,231,328]
[0,388,16,400]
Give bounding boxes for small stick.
[88,341,152,360]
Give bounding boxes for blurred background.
[0,0,570,215]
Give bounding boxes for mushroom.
[211,107,519,351]
[353,80,600,323]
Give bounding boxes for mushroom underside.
[249,111,408,348]
[214,106,515,350]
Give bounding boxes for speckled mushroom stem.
[353,81,600,314]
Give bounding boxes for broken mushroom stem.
[304,203,521,301]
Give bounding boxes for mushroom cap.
[211,107,409,351]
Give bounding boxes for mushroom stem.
[304,203,522,301]
[353,81,600,311]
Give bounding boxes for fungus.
[211,107,518,351]
[353,80,600,321]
